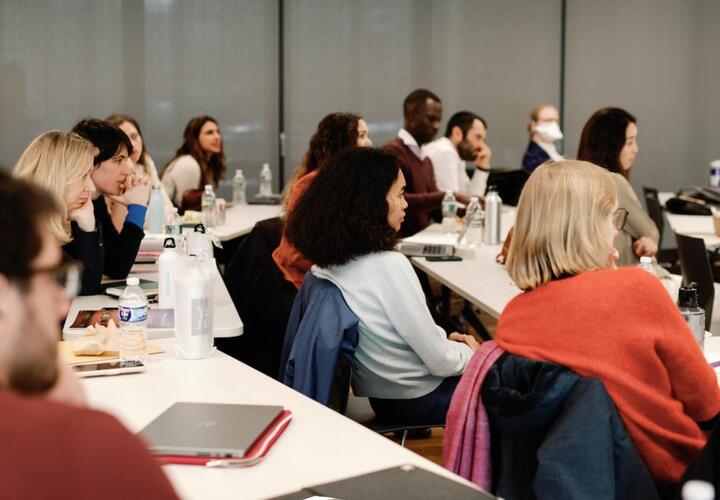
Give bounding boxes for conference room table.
[407,207,520,319]
[62,264,243,341]
[211,204,282,242]
[80,337,479,500]
[659,191,720,248]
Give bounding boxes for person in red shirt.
[273,112,373,288]
[0,170,178,499]
[495,160,720,489]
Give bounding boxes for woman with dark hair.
[161,116,226,208]
[106,113,173,231]
[285,147,477,423]
[577,107,658,266]
[273,112,372,288]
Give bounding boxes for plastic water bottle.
[165,207,182,235]
[483,188,502,245]
[441,191,457,232]
[463,196,484,247]
[637,256,655,275]
[259,163,273,197]
[158,237,178,309]
[146,187,165,233]
[232,169,247,205]
[118,277,148,364]
[710,159,720,187]
[201,184,217,227]
[681,480,714,500]
[678,283,706,349]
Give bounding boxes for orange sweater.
[272,170,318,288]
[496,267,720,484]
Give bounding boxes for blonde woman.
[13,131,103,294]
[496,160,720,488]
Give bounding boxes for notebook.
[270,464,495,500]
[140,402,286,458]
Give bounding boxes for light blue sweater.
[313,251,472,399]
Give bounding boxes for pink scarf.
[443,340,504,491]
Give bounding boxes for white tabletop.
[211,205,282,242]
[81,338,477,500]
[408,208,520,319]
[665,212,720,248]
[62,266,243,340]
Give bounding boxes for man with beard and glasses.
[384,89,471,237]
[423,111,492,198]
[0,171,178,499]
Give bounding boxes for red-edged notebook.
[156,410,292,467]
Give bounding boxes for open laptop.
[396,221,473,258]
[139,402,284,458]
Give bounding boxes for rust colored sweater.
[273,170,319,288]
[383,137,444,237]
[496,267,720,484]
[0,390,178,499]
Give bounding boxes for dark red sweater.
[383,137,445,237]
[0,390,179,499]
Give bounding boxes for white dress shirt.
[397,128,426,160]
[423,137,488,197]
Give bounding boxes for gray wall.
[0,0,718,197]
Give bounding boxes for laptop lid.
[139,402,284,458]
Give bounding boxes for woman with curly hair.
[161,116,226,209]
[285,147,477,424]
[273,112,372,288]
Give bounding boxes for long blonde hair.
[507,160,617,290]
[13,131,97,243]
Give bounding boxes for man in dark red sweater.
[0,171,178,499]
[384,89,470,236]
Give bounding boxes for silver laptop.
[397,221,473,258]
[139,402,284,458]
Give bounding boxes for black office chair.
[675,232,714,331]
[643,186,679,272]
[330,355,445,447]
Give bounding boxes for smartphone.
[72,360,145,378]
[426,255,463,262]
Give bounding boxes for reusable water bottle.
[678,283,705,349]
[158,237,178,309]
[483,188,502,245]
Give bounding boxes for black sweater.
[63,222,104,295]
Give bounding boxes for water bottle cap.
[681,480,714,500]
[235,169,243,176]
[678,282,700,308]
[639,256,652,264]
[127,277,139,286]
[262,163,270,169]
[470,196,479,203]
[711,159,720,168]
[163,237,176,249]
[204,184,213,190]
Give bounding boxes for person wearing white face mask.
[522,104,565,172]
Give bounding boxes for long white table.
[408,208,520,319]
[81,338,478,500]
[211,205,282,242]
[62,266,242,340]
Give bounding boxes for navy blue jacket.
[482,354,659,500]
[522,141,551,173]
[280,273,359,406]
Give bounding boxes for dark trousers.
[369,376,461,425]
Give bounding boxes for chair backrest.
[280,273,359,406]
[643,187,664,247]
[675,232,714,330]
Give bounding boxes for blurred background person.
[522,104,564,172]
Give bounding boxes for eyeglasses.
[613,208,629,231]
[28,261,82,299]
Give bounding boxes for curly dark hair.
[164,116,226,186]
[285,147,400,267]
[577,107,637,179]
[286,112,361,195]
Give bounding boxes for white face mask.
[534,121,564,142]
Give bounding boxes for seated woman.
[161,116,225,209]
[13,131,102,294]
[521,104,564,172]
[273,112,372,288]
[285,147,477,424]
[577,107,659,266]
[106,113,174,231]
[496,160,720,488]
